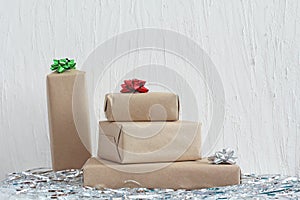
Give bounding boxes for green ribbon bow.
[50,58,76,73]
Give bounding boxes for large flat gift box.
[47,70,91,170]
[104,92,179,121]
[83,158,241,189]
[98,121,201,163]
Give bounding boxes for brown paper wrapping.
[47,70,91,170]
[104,93,179,121]
[98,121,201,163]
[83,157,241,189]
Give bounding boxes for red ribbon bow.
[120,79,149,93]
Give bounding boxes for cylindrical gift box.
[104,92,179,121]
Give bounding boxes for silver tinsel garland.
[0,168,300,199]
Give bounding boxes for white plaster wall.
[0,0,300,179]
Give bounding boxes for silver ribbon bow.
[208,148,237,164]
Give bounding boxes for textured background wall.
[1,0,300,179]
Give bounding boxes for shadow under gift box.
[47,70,91,170]
[83,157,241,189]
[98,121,201,164]
[104,93,179,121]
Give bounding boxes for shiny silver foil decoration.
[208,148,237,164]
[0,168,300,199]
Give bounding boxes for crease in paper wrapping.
[47,70,91,170]
[98,121,201,163]
[104,93,179,121]
[83,157,241,189]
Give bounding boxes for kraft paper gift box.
[83,157,241,189]
[104,92,179,121]
[98,121,201,163]
[47,70,91,170]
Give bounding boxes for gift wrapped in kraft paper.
[98,121,201,164]
[104,93,179,121]
[47,70,91,170]
[83,158,241,189]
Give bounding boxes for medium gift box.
[98,121,201,164]
[104,92,179,121]
[47,70,91,170]
[83,157,241,189]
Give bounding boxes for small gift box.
[98,121,201,163]
[83,157,241,189]
[104,92,179,121]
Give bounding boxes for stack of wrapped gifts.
[83,92,241,189]
[47,71,240,189]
